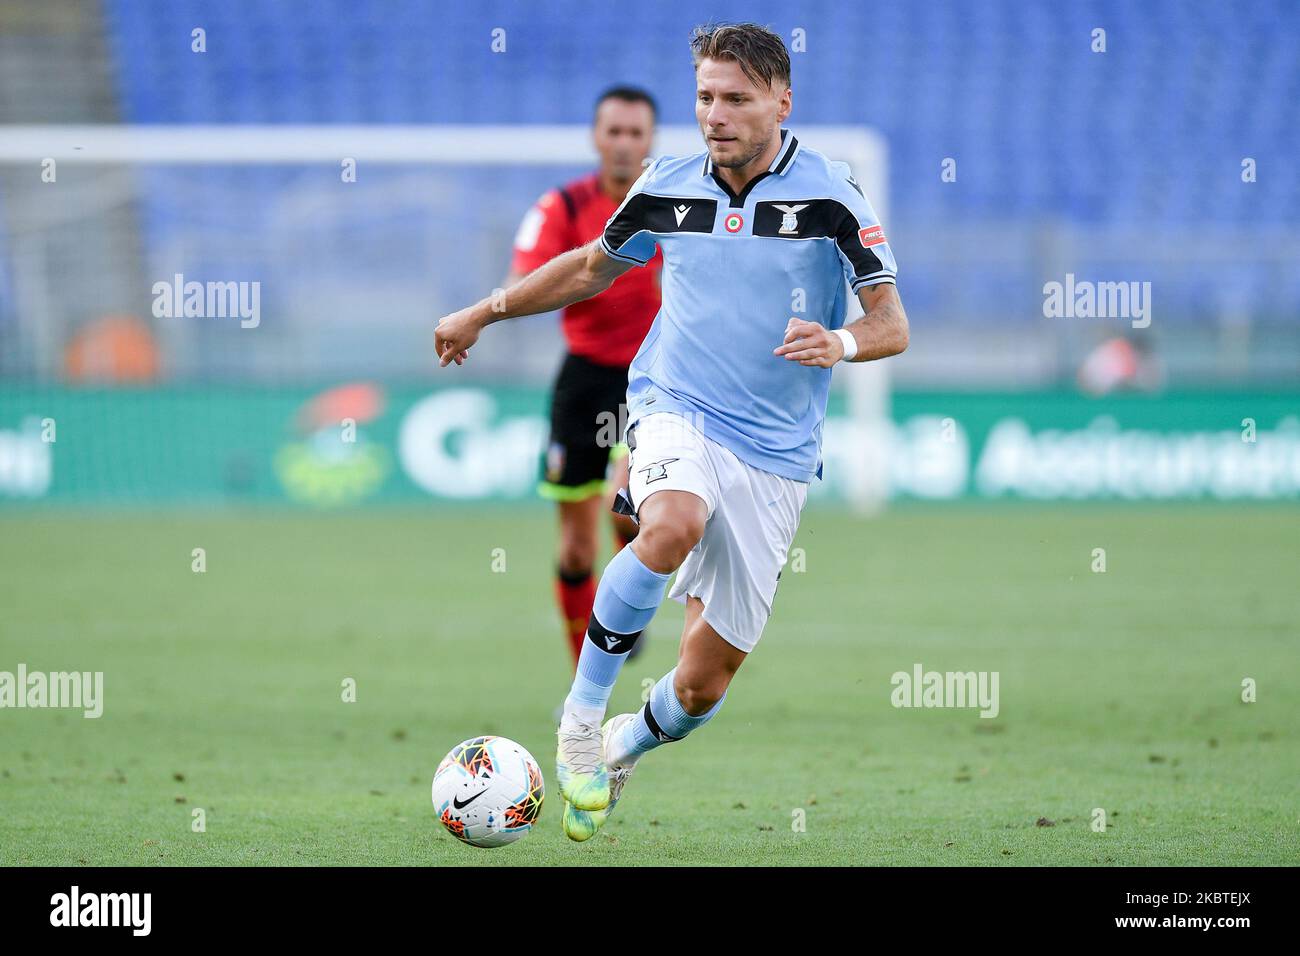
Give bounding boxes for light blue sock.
[561,545,670,727]
[616,667,726,762]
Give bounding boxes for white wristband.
[833,327,858,363]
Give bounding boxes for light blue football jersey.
[600,128,898,482]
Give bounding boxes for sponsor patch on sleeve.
[858,225,887,248]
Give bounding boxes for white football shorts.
[625,411,809,653]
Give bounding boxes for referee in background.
[504,86,662,666]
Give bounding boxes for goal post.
[0,124,892,512]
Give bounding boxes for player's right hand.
[434,308,482,367]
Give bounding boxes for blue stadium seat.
[98,0,1300,325]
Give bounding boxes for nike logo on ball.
[452,789,489,810]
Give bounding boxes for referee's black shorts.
[538,352,630,502]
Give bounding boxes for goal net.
[0,124,891,511]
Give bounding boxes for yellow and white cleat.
[555,717,610,812]
[562,712,640,842]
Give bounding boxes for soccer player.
[506,87,662,666]
[435,23,909,841]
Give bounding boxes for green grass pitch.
[1,505,1296,866]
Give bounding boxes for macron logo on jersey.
[673,204,692,226]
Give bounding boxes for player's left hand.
[773,318,842,367]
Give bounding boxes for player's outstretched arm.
[774,284,909,368]
[435,241,632,367]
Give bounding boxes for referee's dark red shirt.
[512,172,662,367]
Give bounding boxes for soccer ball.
[431,735,545,847]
